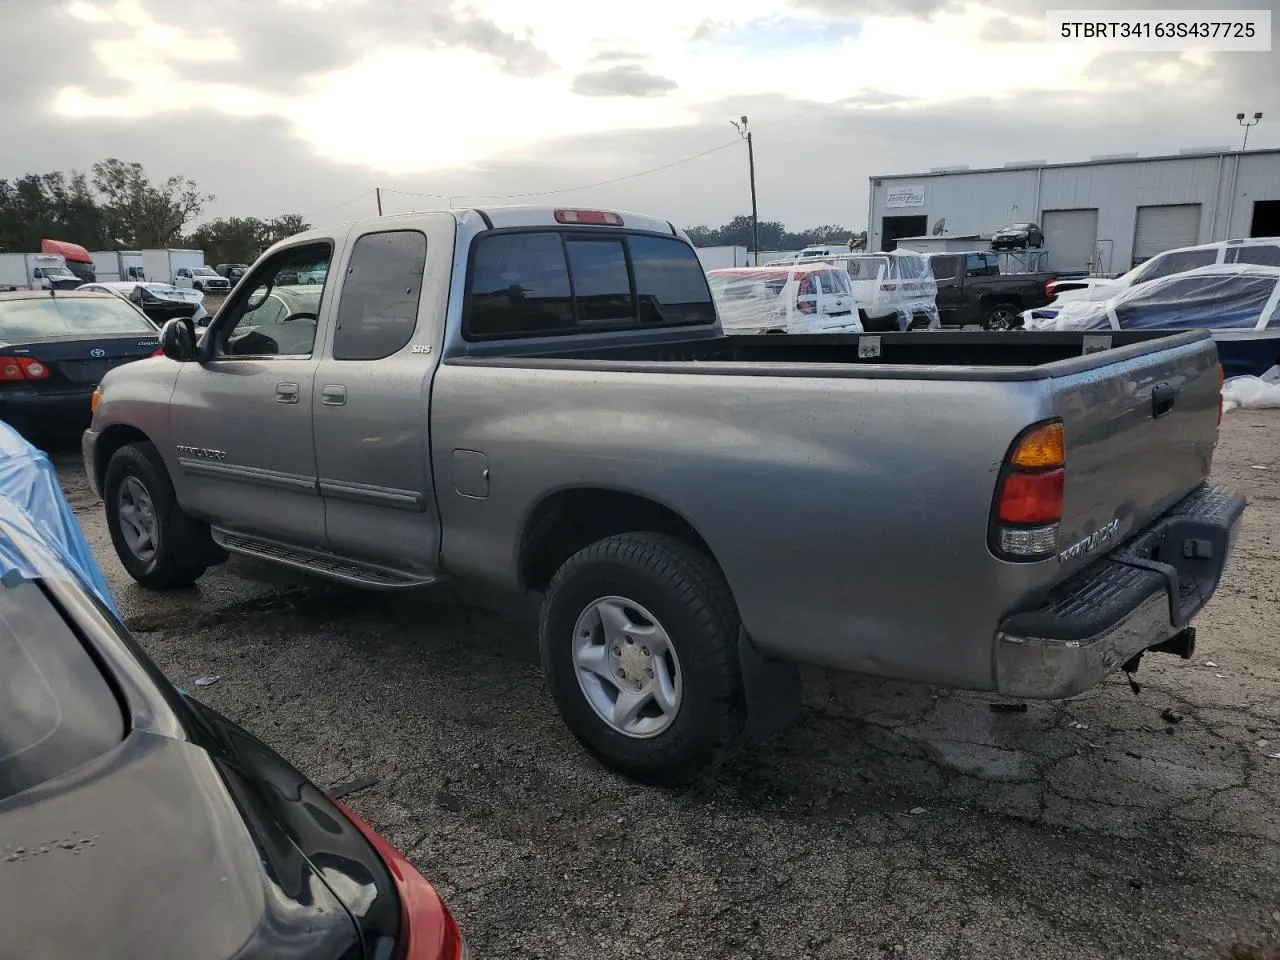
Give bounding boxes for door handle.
[321,384,347,406]
[1152,382,1177,418]
[275,382,299,404]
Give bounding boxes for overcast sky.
[1,0,1275,232]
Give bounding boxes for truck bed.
[435,326,1222,690]
[450,329,1207,380]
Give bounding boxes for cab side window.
[332,231,427,361]
[219,243,331,358]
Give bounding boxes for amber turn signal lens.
[90,387,101,414]
[1009,421,1065,470]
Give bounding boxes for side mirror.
[159,317,198,362]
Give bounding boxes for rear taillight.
[991,419,1065,561]
[1217,363,1224,425]
[1044,276,1058,300]
[882,283,898,292]
[334,800,466,960]
[0,356,49,380]
[151,347,164,357]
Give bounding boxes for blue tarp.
[0,421,120,616]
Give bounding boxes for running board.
[212,530,436,590]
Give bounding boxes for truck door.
[312,217,453,575]
[169,239,336,549]
[930,255,963,324]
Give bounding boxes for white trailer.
[0,252,81,291]
[138,249,205,284]
[91,250,146,282]
[694,245,751,270]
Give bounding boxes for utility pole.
[375,187,383,216]
[731,116,759,265]
[1237,111,1263,150]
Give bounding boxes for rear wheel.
[104,442,224,588]
[983,303,1020,331]
[540,533,744,786]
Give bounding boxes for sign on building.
[886,185,926,208]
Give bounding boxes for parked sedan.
[0,418,470,960]
[1023,263,1280,378]
[990,222,1044,250]
[0,290,164,437]
[77,280,209,327]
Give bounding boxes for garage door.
[1132,204,1202,267]
[1042,209,1099,273]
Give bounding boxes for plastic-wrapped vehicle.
[1023,263,1280,378]
[775,251,939,331]
[1047,236,1280,304]
[707,265,862,334]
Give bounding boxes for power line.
[303,189,376,220]
[384,138,743,205]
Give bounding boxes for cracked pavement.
[49,410,1280,959]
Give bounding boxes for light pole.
[1237,111,1263,150]
[730,116,759,265]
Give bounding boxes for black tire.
[861,312,897,333]
[104,441,224,588]
[540,533,744,786]
[983,302,1020,331]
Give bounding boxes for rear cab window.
[464,230,715,339]
[332,230,427,360]
[0,580,124,801]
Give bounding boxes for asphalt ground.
[48,410,1280,960]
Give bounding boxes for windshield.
[192,267,218,276]
[0,297,156,339]
[0,580,124,802]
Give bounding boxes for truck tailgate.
[1049,335,1220,583]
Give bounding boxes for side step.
[212,529,436,590]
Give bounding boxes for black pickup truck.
[927,251,1057,330]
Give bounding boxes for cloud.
[790,0,962,20]
[590,49,644,62]
[978,14,1039,42]
[839,89,913,106]
[571,64,679,98]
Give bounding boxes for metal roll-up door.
[1042,209,1099,273]
[1132,204,1202,266]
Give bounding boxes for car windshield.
[192,268,218,276]
[0,579,124,801]
[845,256,889,281]
[0,297,155,339]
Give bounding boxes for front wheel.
[540,533,744,786]
[104,441,224,588]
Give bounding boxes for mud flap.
[738,628,802,740]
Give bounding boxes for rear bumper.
[0,390,95,436]
[995,484,1246,699]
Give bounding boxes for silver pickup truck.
[84,206,1246,785]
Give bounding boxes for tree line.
[0,159,309,267]
[685,215,861,251]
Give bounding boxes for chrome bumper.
[995,484,1246,700]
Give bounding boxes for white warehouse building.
[867,147,1280,275]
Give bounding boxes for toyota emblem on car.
[90,347,106,358]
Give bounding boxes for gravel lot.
[49,412,1280,960]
